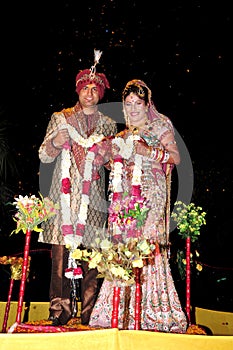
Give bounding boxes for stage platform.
[0,302,233,350]
[1,302,233,335]
[0,327,233,350]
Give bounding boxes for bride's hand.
[134,139,151,157]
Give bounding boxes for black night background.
[0,1,232,314]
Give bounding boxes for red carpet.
[7,317,102,333]
[7,317,207,335]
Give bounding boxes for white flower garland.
[60,123,104,148]
[77,150,95,225]
[132,154,143,186]
[112,161,123,193]
[61,145,72,226]
[112,135,142,193]
[112,134,140,160]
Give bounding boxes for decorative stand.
[1,255,30,332]
[134,267,141,330]
[111,268,142,330]
[2,278,14,333]
[111,286,121,328]
[122,286,130,329]
[186,236,191,325]
[15,229,32,324]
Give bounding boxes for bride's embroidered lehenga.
[88,114,188,333]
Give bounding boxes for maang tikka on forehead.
[123,80,147,100]
[135,84,145,98]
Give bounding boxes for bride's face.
[124,93,147,127]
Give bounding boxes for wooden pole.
[186,236,191,324]
[15,229,31,324]
[111,286,120,328]
[134,267,141,330]
[2,278,14,332]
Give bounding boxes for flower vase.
[134,267,141,330]
[111,286,120,328]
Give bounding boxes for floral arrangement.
[71,237,155,286]
[108,191,150,233]
[10,193,59,234]
[0,255,31,280]
[171,201,206,242]
[176,249,203,280]
[171,201,206,280]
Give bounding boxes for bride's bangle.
[151,148,158,160]
[151,148,170,163]
[161,150,170,163]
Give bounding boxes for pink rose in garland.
[65,266,83,279]
[61,177,71,194]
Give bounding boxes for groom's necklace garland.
[59,123,104,248]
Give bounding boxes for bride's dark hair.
[122,80,149,104]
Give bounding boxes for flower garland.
[61,129,149,246]
[112,134,137,160]
[59,123,104,248]
[58,123,106,280]
[109,135,151,239]
[74,146,98,240]
[109,153,150,238]
[61,123,104,148]
[61,128,140,247]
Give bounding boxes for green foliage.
[171,201,206,243]
[176,248,203,280]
